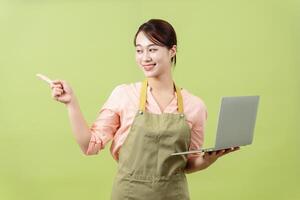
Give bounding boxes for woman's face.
[135,31,176,78]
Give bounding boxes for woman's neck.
[147,74,174,94]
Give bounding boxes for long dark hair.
[134,19,178,67]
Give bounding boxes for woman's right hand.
[50,80,74,105]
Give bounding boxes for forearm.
[184,155,210,174]
[65,96,91,154]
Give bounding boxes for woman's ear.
[170,45,177,58]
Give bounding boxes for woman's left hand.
[202,147,240,168]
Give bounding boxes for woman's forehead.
[135,32,155,47]
[136,44,157,48]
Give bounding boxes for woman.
[48,19,239,200]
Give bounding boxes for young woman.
[48,19,239,200]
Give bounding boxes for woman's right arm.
[65,95,91,154]
[50,80,91,154]
[50,79,121,156]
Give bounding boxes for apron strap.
[139,79,184,114]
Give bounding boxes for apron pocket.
[127,175,188,200]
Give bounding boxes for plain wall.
[0,0,299,199]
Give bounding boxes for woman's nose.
[142,51,152,61]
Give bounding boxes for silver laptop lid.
[214,96,260,150]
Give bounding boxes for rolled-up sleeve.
[85,85,123,155]
[187,102,208,160]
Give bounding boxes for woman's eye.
[149,49,157,52]
[136,49,142,53]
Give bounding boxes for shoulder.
[109,81,142,102]
[111,81,141,95]
[102,82,139,112]
[181,88,207,110]
[181,87,208,121]
[111,83,128,93]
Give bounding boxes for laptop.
[171,96,260,156]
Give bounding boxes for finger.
[206,151,216,158]
[207,151,214,156]
[217,149,226,156]
[221,147,240,157]
[53,91,61,98]
[52,89,63,97]
[36,73,53,85]
[221,150,232,157]
[52,80,63,84]
[203,152,210,158]
[52,92,59,99]
[51,84,63,89]
[54,88,64,94]
[227,147,240,153]
[191,152,203,156]
[229,147,240,153]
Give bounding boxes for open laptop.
[171,96,260,156]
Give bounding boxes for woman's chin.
[144,74,162,79]
[143,70,158,77]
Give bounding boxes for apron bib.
[111,79,191,200]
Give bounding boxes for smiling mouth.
[143,63,156,71]
[143,63,156,66]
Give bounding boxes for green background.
[1,0,299,199]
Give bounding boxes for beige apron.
[111,79,191,200]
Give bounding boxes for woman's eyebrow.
[135,44,157,47]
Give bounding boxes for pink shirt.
[86,81,208,161]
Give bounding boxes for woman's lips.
[143,64,156,71]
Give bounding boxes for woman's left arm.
[184,147,240,174]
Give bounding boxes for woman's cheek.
[151,54,159,62]
[135,56,142,65]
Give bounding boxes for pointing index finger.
[36,73,53,85]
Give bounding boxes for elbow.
[81,133,104,156]
[80,143,91,156]
[82,147,91,156]
[83,150,98,156]
[79,142,94,156]
[82,146,99,156]
[81,142,103,156]
[83,149,91,156]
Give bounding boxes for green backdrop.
[1,0,299,199]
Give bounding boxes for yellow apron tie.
[139,79,184,114]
